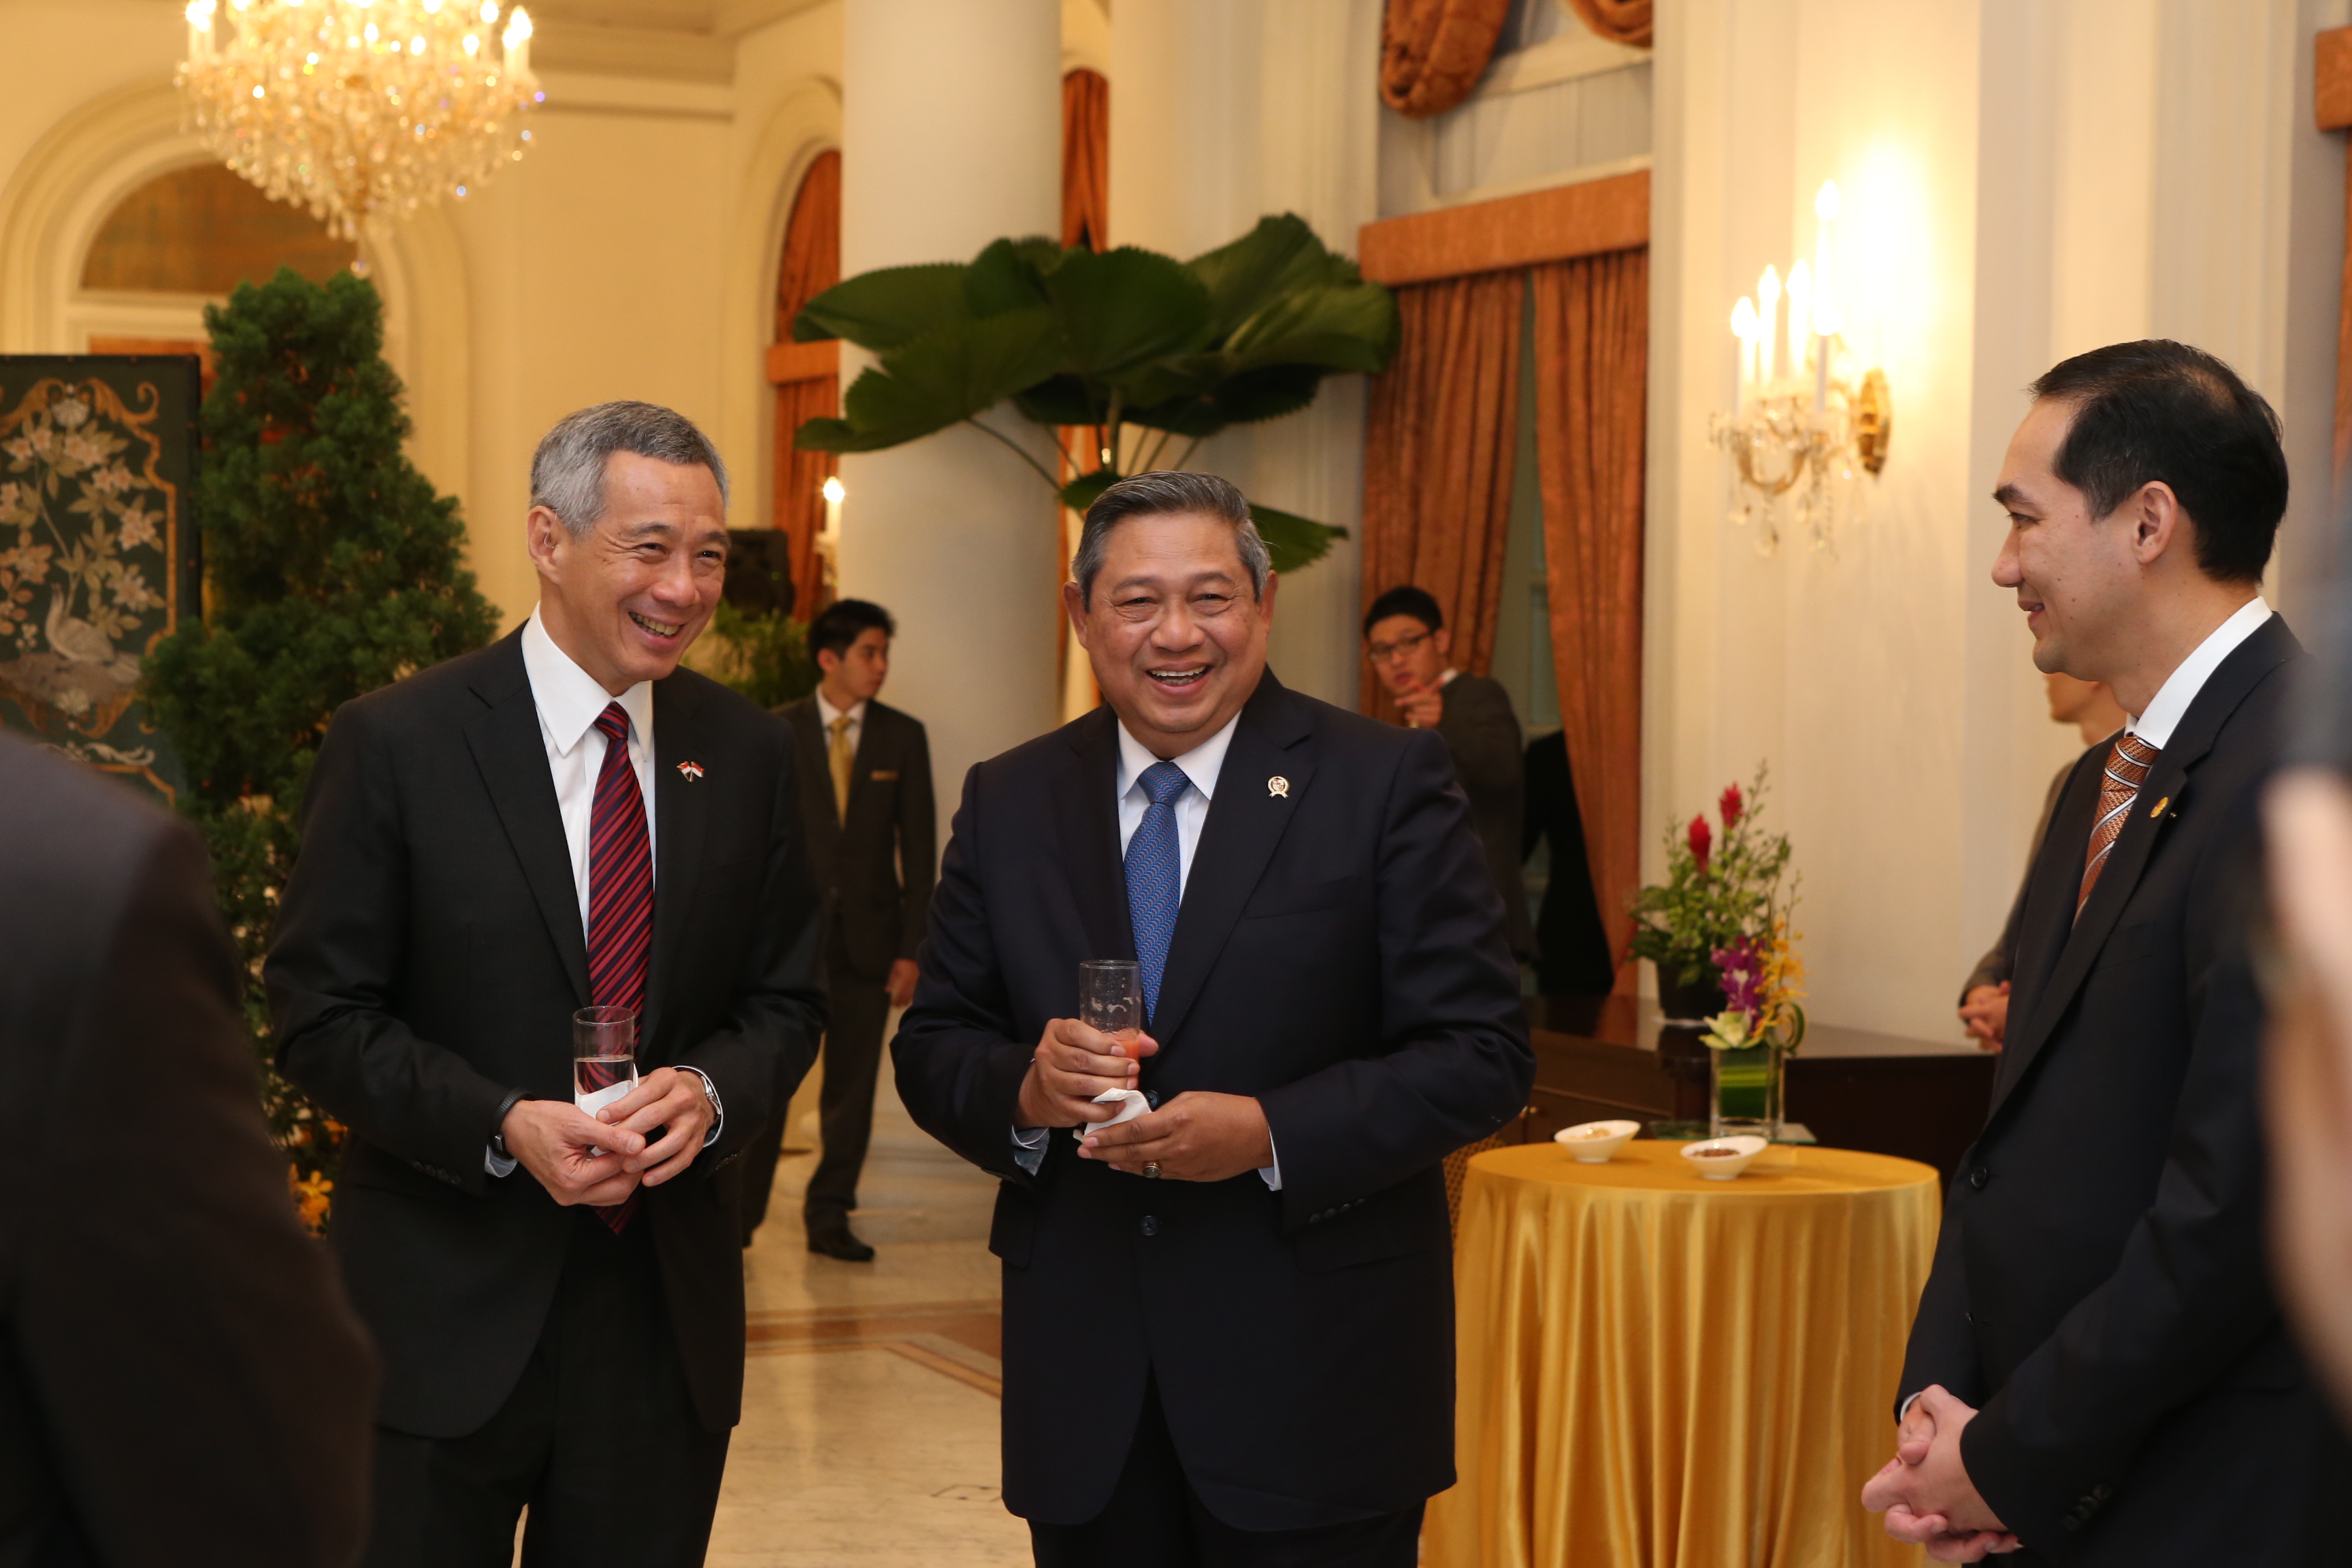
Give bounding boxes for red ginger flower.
[1687,814,1712,872]
[1720,783,1744,830]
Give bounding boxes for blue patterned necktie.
[1125,760,1191,1022]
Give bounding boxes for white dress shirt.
[1016,712,1280,1188]
[814,689,868,753]
[2125,596,2272,749]
[490,610,719,1175]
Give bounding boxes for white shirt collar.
[2125,597,2272,750]
[1115,710,1241,803]
[815,689,867,730]
[521,608,655,756]
[1438,667,1460,688]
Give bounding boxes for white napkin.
[1073,1087,1148,1140]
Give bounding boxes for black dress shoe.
[806,1224,875,1262]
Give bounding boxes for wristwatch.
[489,1087,527,1162]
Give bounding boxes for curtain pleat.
[1561,0,1654,48]
[1531,248,1647,987]
[1379,0,1514,118]
[1062,69,1109,252]
[772,150,841,614]
[1359,270,1525,721]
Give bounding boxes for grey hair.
[1073,470,1271,605]
[529,401,730,536]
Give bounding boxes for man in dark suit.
[894,472,1532,1567]
[1862,342,2336,1562]
[0,734,376,1567]
[270,402,825,1567]
[1520,729,1616,995]
[1362,585,1535,960]
[744,596,935,1260]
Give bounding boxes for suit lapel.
[1149,676,1315,1047]
[786,700,840,840]
[643,675,710,1053]
[463,634,591,1006]
[1992,617,2299,1117]
[1051,706,1132,964]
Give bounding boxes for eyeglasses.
[1366,630,1431,663]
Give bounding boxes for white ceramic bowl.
[1554,1120,1640,1162]
[1680,1134,1769,1179]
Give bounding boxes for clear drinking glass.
[573,1004,640,1120]
[1079,960,1142,1047]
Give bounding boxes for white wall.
[1652,0,2347,1041]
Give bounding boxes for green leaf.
[963,238,1054,317]
[792,262,971,348]
[1207,364,1323,425]
[800,306,1064,451]
[1187,214,1358,338]
[1042,246,1214,380]
[1011,374,1103,429]
[1057,467,1122,515]
[1247,500,1347,574]
[1224,280,1401,374]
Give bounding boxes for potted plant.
[1627,768,1798,1022]
[787,214,1399,573]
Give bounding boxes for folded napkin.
[1073,1087,1149,1140]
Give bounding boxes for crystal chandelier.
[1707,182,1893,555]
[179,0,541,244]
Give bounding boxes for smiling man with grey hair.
[270,400,825,1567]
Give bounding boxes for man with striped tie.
[894,472,1531,1567]
[1862,342,2334,1563]
[271,402,824,1567]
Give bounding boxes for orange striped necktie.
[2077,732,2159,918]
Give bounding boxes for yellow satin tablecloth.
[1424,1140,1940,1568]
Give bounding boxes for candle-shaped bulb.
[503,5,532,72]
[1786,259,1811,308]
[1759,265,1781,306]
[1816,180,1842,221]
[1812,298,1840,338]
[821,476,846,505]
[184,0,214,25]
[1730,297,1758,340]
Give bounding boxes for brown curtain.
[772,150,841,613]
[1062,69,1109,252]
[1379,0,1512,118]
[1561,0,1653,48]
[1531,248,1647,986]
[1359,270,1525,721]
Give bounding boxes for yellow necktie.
[828,715,854,820]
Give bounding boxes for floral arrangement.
[1627,765,1802,1023]
[1701,918,1808,1055]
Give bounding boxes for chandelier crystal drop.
[178,0,540,242]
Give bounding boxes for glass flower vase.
[1710,1044,1784,1142]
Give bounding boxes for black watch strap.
[489,1088,527,1162]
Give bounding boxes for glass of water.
[1079,960,1142,1049]
[573,1005,639,1121]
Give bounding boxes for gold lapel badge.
[1268,775,1290,798]
[2149,794,2169,818]
[677,760,706,782]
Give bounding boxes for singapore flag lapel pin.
[676,760,706,783]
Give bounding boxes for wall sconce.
[817,475,845,600]
[1708,182,1892,554]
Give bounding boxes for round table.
[1424,1139,1940,1568]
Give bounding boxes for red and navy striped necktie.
[588,701,652,1231]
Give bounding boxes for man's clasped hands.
[1019,1017,1274,1181]
[499,1067,718,1206]
[1861,1385,2021,1561]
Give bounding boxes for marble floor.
[709,1066,1032,1567]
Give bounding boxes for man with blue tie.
[894,471,1532,1567]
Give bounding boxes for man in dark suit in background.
[0,734,376,1567]
[1520,729,1617,995]
[1362,585,1535,962]
[745,596,935,1260]
[1862,342,2334,1562]
[895,472,1531,1567]
[270,402,825,1566]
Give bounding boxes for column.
[837,0,1062,834]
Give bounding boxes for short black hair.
[808,598,894,661]
[1362,585,1444,640]
[2027,340,2287,584]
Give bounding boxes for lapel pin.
[1268,775,1290,798]
[676,760,705,782]
[2149,794,2169,818]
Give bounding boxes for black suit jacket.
[1431,672,1535,958]
[777,695,936,979]
[269,631,825,1437]
[1520,729,1616,994]
[0,736,375,1567]
[893,672,1532,1530]
[1899,617,2328,1560]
